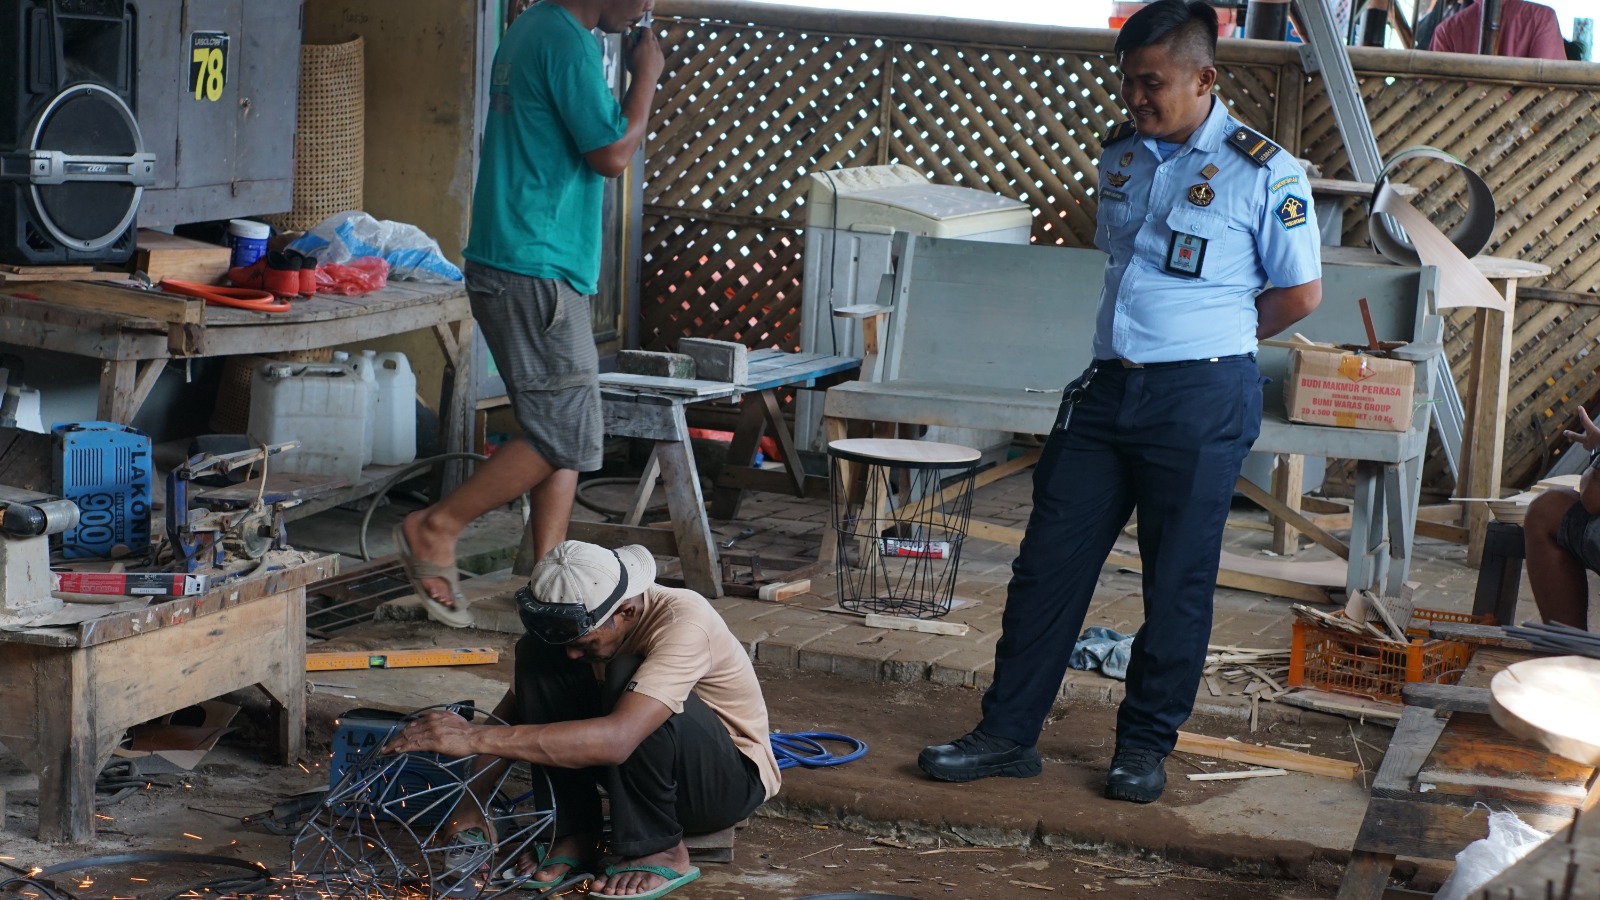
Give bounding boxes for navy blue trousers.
[978,356,1263,755]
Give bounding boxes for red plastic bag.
[316,256,389,295]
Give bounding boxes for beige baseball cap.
[529,540,656,630]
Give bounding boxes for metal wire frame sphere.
[289,705,559,899]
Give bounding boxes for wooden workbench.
[0,279,476,502]
[0,554,336,842]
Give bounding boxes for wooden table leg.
[1463,280,1517,568]
[259,586,308,764]
[1335,851,1396,900]
[432,318,477,493]
[709,393,770,521]
[660,405,722,598]
[1271,454,1304,557]
[96,358,168,424]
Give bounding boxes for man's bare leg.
[526,468,579,565]
[1524,489,1591,628]
[401,438,559,606]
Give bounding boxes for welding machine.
[51,421,152,559]
[328,705,477,828]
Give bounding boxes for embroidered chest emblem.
[1107,171,1131,188]
[1188,183,1215,207]
[1120,152,1134,167]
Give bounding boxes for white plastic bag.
[289,211,463,283]
[1434,810,1551,900]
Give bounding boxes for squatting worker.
[394,0,663,628]
[918,0,1323,804]
[387,541,781,900]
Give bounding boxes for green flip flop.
[497,847,590,891]
[589,863,701,900]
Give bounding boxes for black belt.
[1098,353,1255,370]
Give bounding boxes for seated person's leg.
[1524,489,1594,629]
[493,637,609,882]
[594,656,764,896]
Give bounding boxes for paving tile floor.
[313,459,1571,726]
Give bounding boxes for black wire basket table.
[827,438,981,619]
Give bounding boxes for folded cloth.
[1069,626,1134,680]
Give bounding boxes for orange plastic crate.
[1288,607,1491,704]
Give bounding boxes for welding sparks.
[298,762,311,773]
[182,832,204,840]
[95,813,113,821]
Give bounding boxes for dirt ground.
[0,621,1382,898]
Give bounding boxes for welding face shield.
[515,582,626,644]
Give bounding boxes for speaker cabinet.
[0,0,154,266]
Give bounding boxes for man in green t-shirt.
[395,0,662,631]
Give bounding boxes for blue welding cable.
[769,731,869,770]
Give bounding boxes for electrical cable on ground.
[356,451,514,561]
[770,731,869,770]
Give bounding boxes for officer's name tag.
[1102,188,1127,203]
[1165,230,1207,277]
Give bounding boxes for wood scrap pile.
[1203,645,1291,730]
[1292,588,1414,644]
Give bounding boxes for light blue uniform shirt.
[1091,98,1322,364]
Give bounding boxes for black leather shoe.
[918,729,1042,782]
[1104,747,1167,803]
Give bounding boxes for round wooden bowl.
[1487,499,1528,525]
[1489,655,1600,766]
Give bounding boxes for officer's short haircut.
[1114,0,1219,68]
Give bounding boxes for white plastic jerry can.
[371,351,418,466]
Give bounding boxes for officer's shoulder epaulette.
[1225,124,1282,167]
[1103,120,1137,145]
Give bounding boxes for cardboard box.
[1284,346,1414,432]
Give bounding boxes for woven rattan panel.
[647,4,1597,487]
[644,16,1289,354]
[1302,71,1600,488]
[265,38,365,233]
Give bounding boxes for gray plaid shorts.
[465,262,603,472]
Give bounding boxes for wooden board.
[1416,712,1595,806]
[1175,731,1362,779]
[864,613,969,636]
[133,229,233,285]
[3,280,203,326]
[0,268,127,284]
[598,372,740,397]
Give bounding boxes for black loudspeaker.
[0,0,154,266]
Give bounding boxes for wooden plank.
[1353,796,1575,859]
[1336,851,1397,900]
[864,613,969,636]
[602,391,687,442]
[132,230,233,285]
[1175,731,1361,779]
[1279,688,1405,722]
[657,430,722,599]
[7,281,203,325]
[567,521,679,557]
[1187,767,1289,781]
[1237,473,1349,559]
[0,269,127,284]
[1425,712,1595,794]
[1401,683,1491,715]
[1371,706,1450,794]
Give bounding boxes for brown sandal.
[392,523,474,628]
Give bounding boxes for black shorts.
[1556,499,1600,573]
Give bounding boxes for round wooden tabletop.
[828,438,981,467]
[1489,655,1600,766]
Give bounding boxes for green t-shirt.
[463,3,628,295]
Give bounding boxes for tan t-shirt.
[617,584,781,800]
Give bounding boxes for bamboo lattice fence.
[643,0,1600,489]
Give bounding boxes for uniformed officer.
[918,0,1323,803]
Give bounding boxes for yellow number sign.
[188,32,230,102]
